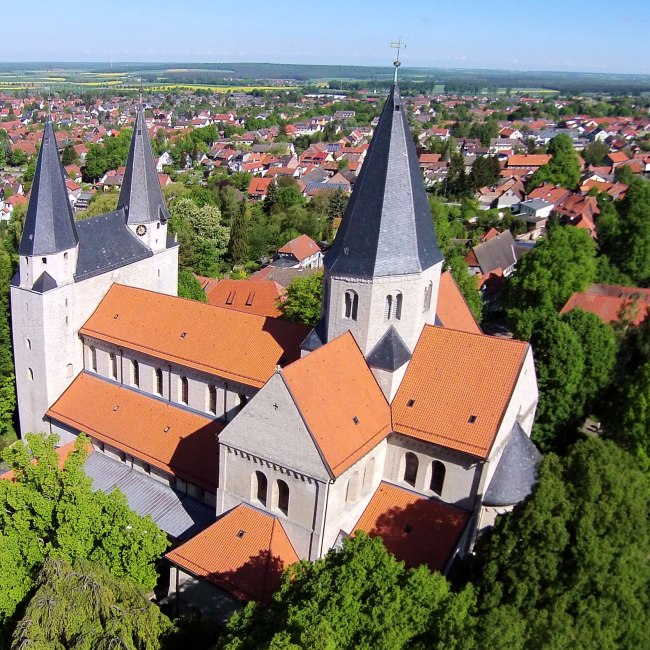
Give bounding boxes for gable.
[218,373,330,480]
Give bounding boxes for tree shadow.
[360,496,470,574]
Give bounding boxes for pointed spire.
[117,108,169,225]
[19,121,78,256]
[324,85,443,278]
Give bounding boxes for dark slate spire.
[117,109,170,225]
[483,423,542,507]
[324,85,443,277]
[19,121,79,256]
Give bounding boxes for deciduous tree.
[279,273,323,326]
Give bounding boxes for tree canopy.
[470,437,650,650]
[503,224,597,339]
[279,273,323,327]
[220,532,476,650]
[0,433,168,631]
[11,557,170,650]
[529,134,581,190]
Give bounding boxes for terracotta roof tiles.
[166,503,299,602]
[47,373,222,491]
[205,279,284,318]
[353,481,470,572]
[392,325,528,458]
[80,284,308,388]
[278,234,321,262]
[282,332,391,477]
[436,272,482,335]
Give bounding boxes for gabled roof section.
[19,121,79,256]
[300,319,327,353]
[80,284,308,388]
[483,422,542,507]
[282,332,391,477]
[366,326,411,372]
[117,109,170,225]
[392,325,528,458]
[166,503,299,603]
[353,481,470,572]
[436,271,482,334]
[31,271,58,293]
[47,372,222,491]
[74,209,153,282]
[205,278,284,318]
[324,85,443,278]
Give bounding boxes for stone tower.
[303,85,444,400]
[117,108,171,253]
[11,116,178,438]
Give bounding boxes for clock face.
[136,224,147,236]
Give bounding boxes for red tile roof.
[527,183,571,205]
[277,234,321,262]
[80,285,308,389]
[353,482,470,572]
[507,154,551,168]
[561,284,650,326]
[47,373,222,491]
[166,503,299,602]
[282,332,391,477]
[436,272,482,335]
[0,439,91,481]
[392,326,528,458]
[205,279,285,318]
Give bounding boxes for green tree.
[221,532,476,650]
[504,224,597,340]
[529,134,581,190]
[61,143,78,166]
[219,185,239,227]
[445,252,482,321]
[178,270,207,302]
[11,557,170,650]
[582,141,609,167]
[471,437,650,650]
[9,147,27,167]
[228,199,249,265]
[0,245,16,448]
[80,190,119,219]
[530,313,585,451]
[279,273,323,326]
[0,433,169,629]
[560,308,616,413]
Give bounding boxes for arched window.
[90,346,97,372]
[109,353,117,379]
[384,294,393,320]
[209,385,217,413]
[155,368,163,395]
[181,376,189,405]
[344,290,358,320]
[64,252,68,261]
[362,457,375,491]
[132,360,139,388]
[403,452,418,487]
[277,479,290,516]
[66,363,73,378]
[254,471,268,506]
[423,282,433,313]
[346,471,360,502]
[430,461,446,496]
[28,367,34,381]
[394,293,403,320]
[25,338,31,350]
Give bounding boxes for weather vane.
[391,38,405,83]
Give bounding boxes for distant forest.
[1,61,650,94]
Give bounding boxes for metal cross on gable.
[391,38,406,83]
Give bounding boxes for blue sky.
[5,0,649,74]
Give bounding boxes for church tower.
[12,121,80,435]
[117,108,170,253]
[304,85,444,400]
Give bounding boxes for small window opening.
[209,385,217,414]
[41,257,47,264]
[245,292,255,307]
[226,291,236,305]
[468,415,477,424]
[180,332,187,339]
[181,376,189,405]
[236,529,245,539]
[277,480,290,516]
[353,416,359,425]
[156,368,163,395]
[407,399,416,407]
[132,360,139,388]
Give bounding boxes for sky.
[4,0,650,74]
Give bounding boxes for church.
[11,85,540,610]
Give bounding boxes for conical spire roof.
[19,121,79,256]
[324,85,443,277]
[117,108,169,225]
